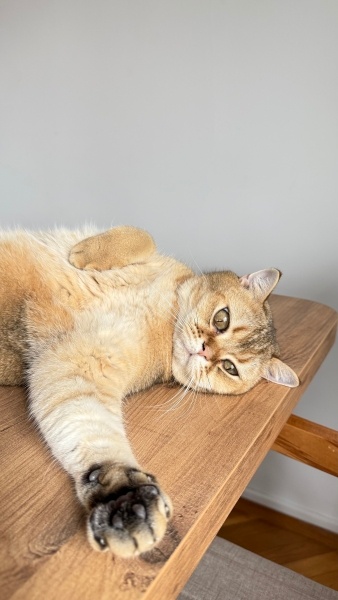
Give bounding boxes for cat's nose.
[197,343,212,360]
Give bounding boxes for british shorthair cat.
[0,225,298,557]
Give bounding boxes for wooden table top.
[0,295,337,600]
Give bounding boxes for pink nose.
[197,345,212,360]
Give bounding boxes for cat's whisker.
[175,378,204,421]
[175,391,196,420]
[153,393,188,420]
[154,294,187,334]
[149,378,193,417]
[150,383,188,409]
[160,376,195,414]
[173,390,193,415]
[177,386,199,419]
[173,321,186,335]
[205,373,213,393]
[187,386,200,418]
[187,251,207,281]
[173,309,189,331]
[163,387,192,414]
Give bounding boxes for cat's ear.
[239,268,281,302]
[262,357,299,388]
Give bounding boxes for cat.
[0,225,298,557]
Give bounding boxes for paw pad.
[87,481,171,556]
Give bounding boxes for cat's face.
[172,269,298,395]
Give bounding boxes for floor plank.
[218,498,338,591]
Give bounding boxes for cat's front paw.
[80,464,172,557]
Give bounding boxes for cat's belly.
[72,288,174,397]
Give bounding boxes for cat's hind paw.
[69,226,156,271]
[81,465,172,557]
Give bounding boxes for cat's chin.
[171,356,205,393]
[172,339,194,386]
[171,356,191,390]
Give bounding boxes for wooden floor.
[218,498,338,591]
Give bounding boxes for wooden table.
[0,295,337,600]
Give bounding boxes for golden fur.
[0,225,298,557]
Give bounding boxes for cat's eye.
[213,308,230,332]
[223,359,239,377]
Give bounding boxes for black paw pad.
[83,464,102,486]
[89,484,167,554]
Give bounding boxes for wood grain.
[273,414,338,476]
[0,295,337,600]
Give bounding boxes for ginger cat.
[0,226,298,557]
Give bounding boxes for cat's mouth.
[175,337,207,369]
[172,340,214,394]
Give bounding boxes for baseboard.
[242,487,338,534]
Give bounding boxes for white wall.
[1,1,337,530]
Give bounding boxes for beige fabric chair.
[179,536,338,600]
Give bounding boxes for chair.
[180,413,338,599]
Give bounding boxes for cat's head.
[172,268,299,395]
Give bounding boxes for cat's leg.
[69,225,156,271]
[27,325,172,557]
